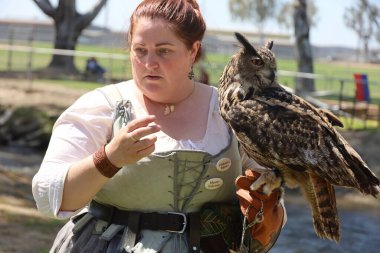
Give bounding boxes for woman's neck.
[138,81,197,116]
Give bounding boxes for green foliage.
[344,0,380,45]
[228,0,277,24]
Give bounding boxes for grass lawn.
[38,78,104,90]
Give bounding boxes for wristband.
[93,145,121,178]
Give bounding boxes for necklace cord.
[163,81,196,115]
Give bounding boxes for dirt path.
[0,78,88,116]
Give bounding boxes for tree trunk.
[49,13,82,74]
[33,0,108,76]
[363,35,370,62]
[293,0,315,94]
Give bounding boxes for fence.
[278,70,380,129]
[0,44,131,84]
[0,44,379,129]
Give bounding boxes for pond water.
[271,200,380,253]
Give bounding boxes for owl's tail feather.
[303,173,340,242]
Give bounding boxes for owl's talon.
[249,169,282,195]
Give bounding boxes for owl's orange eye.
[252,57,264,66]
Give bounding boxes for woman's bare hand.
[105,115,161,167]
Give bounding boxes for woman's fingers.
[127,115,160,142]
[134,135,157,151]
[106,115,161,167]
[129,124,161,142]
[127,115,157,132]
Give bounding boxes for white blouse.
[32,81,233,218]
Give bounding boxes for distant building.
[0,19,54,43]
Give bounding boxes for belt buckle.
[166,212,187,233]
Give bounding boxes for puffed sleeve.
[32,89,114,218]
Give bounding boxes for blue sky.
[0,0,379,48]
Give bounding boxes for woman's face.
[130,17,199,103]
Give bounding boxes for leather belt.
[89,200,188,233]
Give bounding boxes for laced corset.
[94,82,242,213]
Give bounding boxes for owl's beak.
[269,70,276,82]
[264,69,276,83]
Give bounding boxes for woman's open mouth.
[145,75,161,80]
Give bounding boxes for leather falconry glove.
[235,169,284,252]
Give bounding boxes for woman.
[32,0,285,252]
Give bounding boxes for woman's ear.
[190,41,201,62]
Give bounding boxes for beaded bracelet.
[93,145,121,178]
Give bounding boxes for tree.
[277,0,317,29]
[344,0,380,62]
[277,0,317,93]
[228,0,277,43]
[293,0,315,93]
[32,0,108,75]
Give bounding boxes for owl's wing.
[319,108,344,127]
[224,90,357,187]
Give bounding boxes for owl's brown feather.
[219,32,380,242]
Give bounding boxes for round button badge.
[216,157,232,172]
[205,178,224,190]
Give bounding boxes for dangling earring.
[188,65,194,80]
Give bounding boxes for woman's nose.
[145,52,159,69]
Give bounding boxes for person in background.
[32,0,285,252]
[86,56,106,82]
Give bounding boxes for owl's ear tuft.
[265,41,274,50]
[235,32,259,57]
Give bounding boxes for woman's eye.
[252,57,264,66]
[158,48,170,55]
[134,48,147,56]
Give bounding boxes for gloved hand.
[235,169,284,250]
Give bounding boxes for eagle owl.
[218,32,380,242]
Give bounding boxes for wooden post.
[26,28,35,91]
[7,28,14,71]
[338,80,344,111]
[364,103,369,129]
[350,96,357,130]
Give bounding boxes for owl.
[218,32,380,242]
